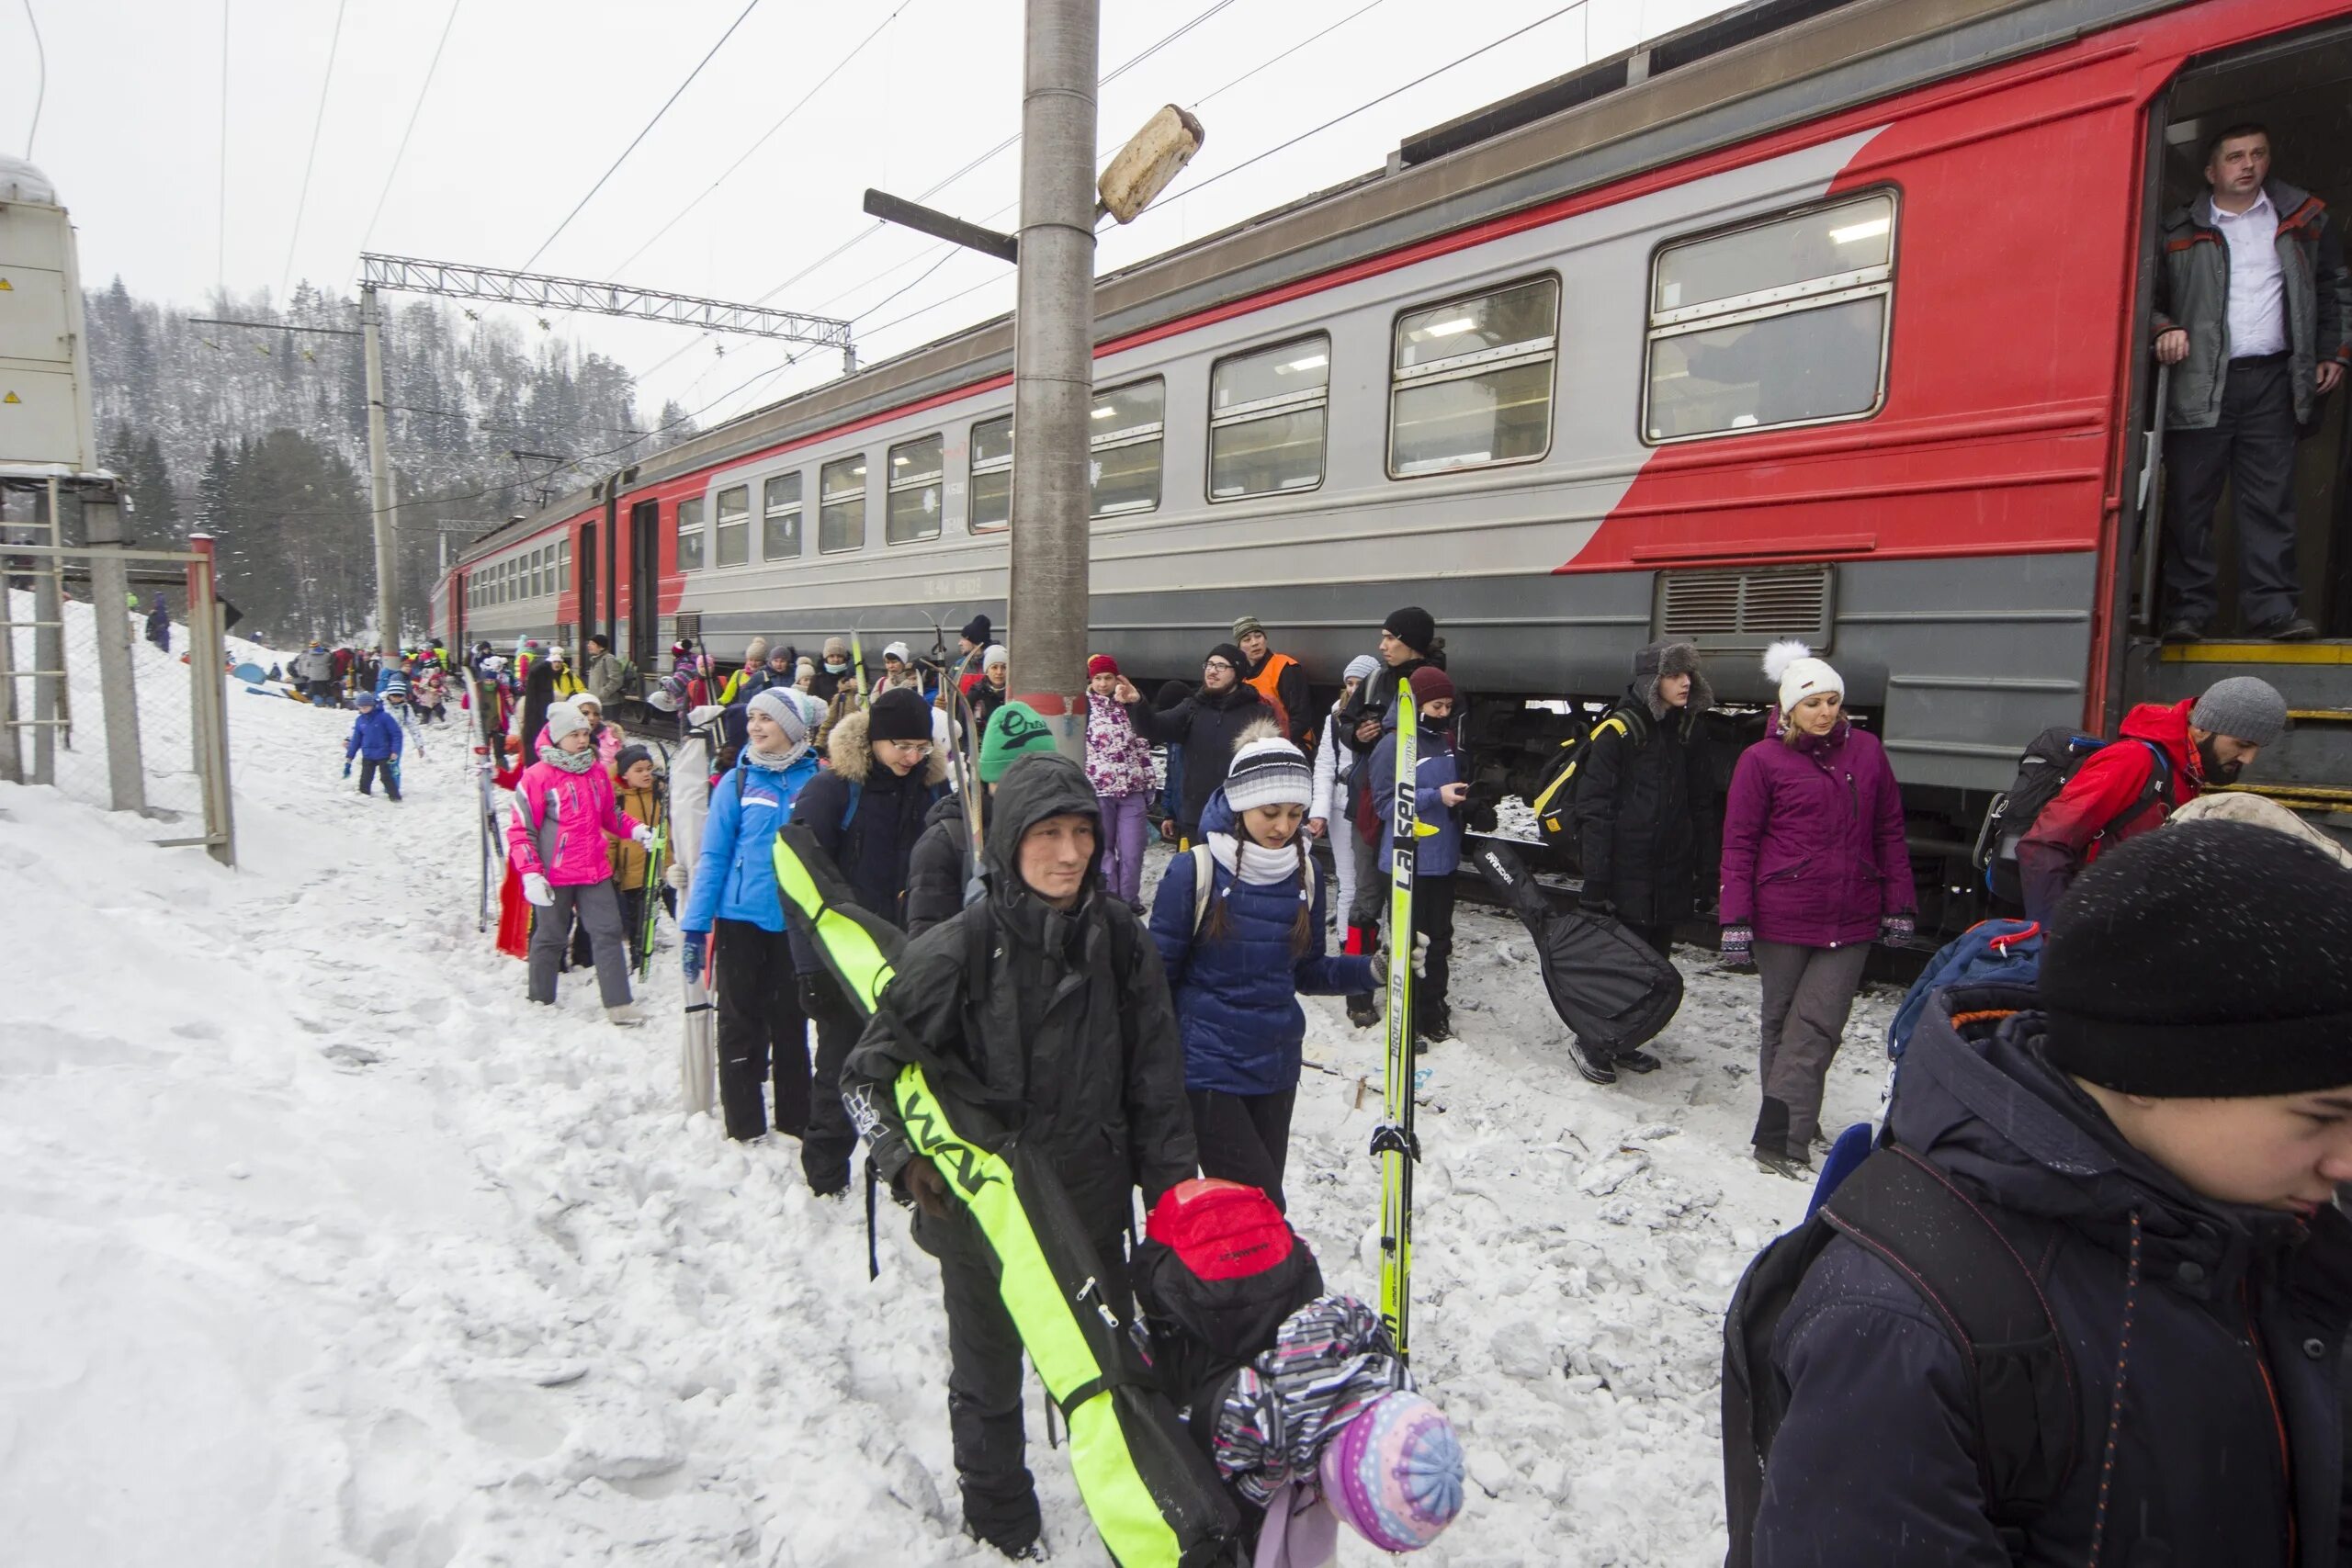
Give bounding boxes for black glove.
[797,973,827,1015]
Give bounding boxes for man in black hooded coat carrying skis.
[842,751,1197,1560]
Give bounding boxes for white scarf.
[1208,831,1306,888]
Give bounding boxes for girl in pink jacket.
[507,701,656,1023]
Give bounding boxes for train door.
[2132,23,2352,641]
[579,520,598,647]
[628,500,660,667]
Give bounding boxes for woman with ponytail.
[1148,722,1377,1210]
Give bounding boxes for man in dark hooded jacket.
[1115,643,1269,842]
[841,751,1196,1560]
[1747,819,2352,1568]
[1566,639,1718,1081]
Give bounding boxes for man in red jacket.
[2017,675,2287,919]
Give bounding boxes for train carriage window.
[559,539,571,592]
[1643,192,1894,444]
[1210,335,1329,501]
[820,455,867,553]
[715,485,751,567]
[763,472,803,559]
[533,547,546,599]
[887,434,945,545]
[970,416,1013,532]
[1091,378,1163,518]
[1388,276,1558,477]
[677,496,707,572]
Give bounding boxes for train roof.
[456,0,2184,568]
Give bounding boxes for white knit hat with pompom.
[1762,640,1844,720]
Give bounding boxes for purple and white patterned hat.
[1317,1389,1464,1551]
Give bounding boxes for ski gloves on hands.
[663,863,691,891]
[681,936,705,983]
[343,760,353,778]
[1881,913,1916,948]
[1367,931,1431,984]
[522,872,554,908]
[1719,924,1754,968]
[630,823,657,849]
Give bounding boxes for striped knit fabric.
[1210,1294,1406,1506]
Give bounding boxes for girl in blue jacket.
[679,688,824,1143]
[1149,723,1375,1210]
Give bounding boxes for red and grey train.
[437,0,2352,919]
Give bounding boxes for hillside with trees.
[80,279,697,645]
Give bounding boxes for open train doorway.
[2142,24,2352,640]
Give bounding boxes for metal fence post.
[0,540,18,784]
[185,535,236,867]
[30,478,62,784]
[81,494,148,813]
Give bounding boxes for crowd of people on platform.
[289,557,2352,1568]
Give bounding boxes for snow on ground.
[0,665,1897,1568]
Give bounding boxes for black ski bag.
[1469,839,1682,1054]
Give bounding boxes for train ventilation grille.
[1654,564,1833,650]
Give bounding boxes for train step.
[2134,637,2352,802]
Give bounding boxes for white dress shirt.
[2214,190,2288,358]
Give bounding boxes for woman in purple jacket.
[1719,643,1916,1178]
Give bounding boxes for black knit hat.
[962,615,992,646]
[1384,606,1436,655]
[867,685,934,742]
[614,743,654,777]
[2041,819,2352,1097]
[1205,642,1246,674]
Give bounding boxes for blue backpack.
[1885,918,2043,1064]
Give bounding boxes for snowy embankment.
[0,673,1895,1568]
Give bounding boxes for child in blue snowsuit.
[345,690,404,800]
[1148,723,1374,1210]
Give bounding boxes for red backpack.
[1133,1179,1324,1422]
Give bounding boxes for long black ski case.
[1468,838,1683,1054]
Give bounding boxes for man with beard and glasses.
[2018,675,2287,920]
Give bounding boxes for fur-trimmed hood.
[1632,640,1713,722]
[823,704,951,788]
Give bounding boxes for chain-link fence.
[0,485,236,864]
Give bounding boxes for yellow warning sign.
[0,277,12,290]
[2,392,17,404]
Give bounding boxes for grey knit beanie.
[2189,676,2289,748]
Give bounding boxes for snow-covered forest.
[79,280,695,644]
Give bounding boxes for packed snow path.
[0,681,1896,1567]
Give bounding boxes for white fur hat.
[1762,640,1844,720]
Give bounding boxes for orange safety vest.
[1244,652,1295,738]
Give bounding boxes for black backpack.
[1526,705,1652,859]
[1721,1143,2078,1568]
[1975,726,2172,906]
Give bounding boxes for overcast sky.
[18,0,1735,428]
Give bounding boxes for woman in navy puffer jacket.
[1149,724,1374,1210]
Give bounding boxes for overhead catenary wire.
[279,0,351,304]
[607,0,925,278]
[519,0,764,273]
[361,0,466,254]
[747,0,1249,312]
[20,0,45,160]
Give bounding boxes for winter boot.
[1613,1048,1662,1074]
[1414,1007,1453,1046]
[605,1002,646,1027]
[1570,1038,1618,1085]
[1753,1144,1813,1181]
[1346,995,1379,1029]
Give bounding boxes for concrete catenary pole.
[80,489,148,814]
[1004,0,1100,757]
[359,284,401,658]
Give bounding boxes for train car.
[444,0,2352,925]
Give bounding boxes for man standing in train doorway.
[2154,122,2350,644]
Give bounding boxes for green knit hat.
[979,701,1056,783]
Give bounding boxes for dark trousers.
[617,886,648,968]
[356,755,400,799]
[1622,921,1676,957]
[802,976,861,1193]
[712,919,810,1142]
[1751,940,1871,1157]
[2163,355,2302,631]
[1189,1088,1299,1211]
[1414,875,1457,1028]
[930,1213,1133,1552]
[1344,822,1384,1008]
[310,679,340,707]
[528,879,633,1008]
